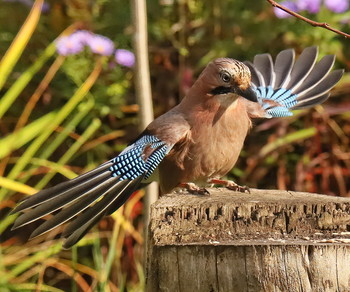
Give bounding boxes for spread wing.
[243,46,344,118]
[11,134,172,248]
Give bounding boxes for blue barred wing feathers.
[11,134,169,248]
[244,46,344,118]
[110,134,169,180]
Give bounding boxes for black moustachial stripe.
[210,86,232,95]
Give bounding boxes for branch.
[266,0,350,38]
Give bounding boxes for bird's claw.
[179,182,210,196]
[193,188,210,196]
[208,179,250,193]
[226,182,250,193]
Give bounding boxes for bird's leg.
[178,182,210,195]
[208,178,250,193]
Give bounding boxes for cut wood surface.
[146,188,350,292]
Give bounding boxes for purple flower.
[274,1,299,18]
[55,35,84,56]
[324,0,349,13]
[41,1,50,13]
[115,49,135,67]
[70,30,93,45]
[87,34,115,56]
[297,0,321,13]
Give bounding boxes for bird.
[10,46,343,248]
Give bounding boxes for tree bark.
[146,188,350,292]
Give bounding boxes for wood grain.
[146,188,350,292]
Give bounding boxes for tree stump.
[146,188,350,292]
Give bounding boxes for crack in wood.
[146,188,350,291]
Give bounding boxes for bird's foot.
[208,179,250,193]
[178,182,210,196]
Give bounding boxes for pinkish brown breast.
[159,97,251,193]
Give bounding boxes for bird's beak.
[235,86,258,103]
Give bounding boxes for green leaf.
[0,177,36,195]
[0,112,55,159]
[0,60,102,200]
[35,118,101,189]
[0,42,56,119]
[259,127,317,158]
[0,0,44,91]
[8,242,62,279]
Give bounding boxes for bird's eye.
[220,71,231,83]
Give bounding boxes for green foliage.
[0,0,349,291]
[0,1,142,291]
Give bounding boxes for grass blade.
[259,127,317,158]
[0,113,55,160]
[7,242,62,279]
[0,0,44,90]
[0,283,64,292]
[0,177,36,195]
[35,118,101,189]
[0,59,102,200]
[0,43,57,119]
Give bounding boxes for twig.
[266,0,350,38]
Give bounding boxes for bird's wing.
[243,46,344,118]
[11,122,189,248]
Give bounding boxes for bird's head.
[199,58,258,104]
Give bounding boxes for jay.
[10,46,343,248]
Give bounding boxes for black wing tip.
[10,198,35,214]
[8,208,20,216]
[63,237,78,249]
[254,52,272,59]
[324,54,336,62]
[10,221,21,231]
[62,242,72,249]
[330,69,345,86]
[306,46,318,52]
[299,46,318,56]
[275,47,295,61]
[10,163,114,215]
[336,68,345,78]
[293,68,343,109]
[61,176,144,248]
[11,224,21,231]
[29,229,43,240]
[292,93,330,109]
[11,214,28,230]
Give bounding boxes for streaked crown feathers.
[201,58,252,91]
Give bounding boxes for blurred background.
[0,0,349,291]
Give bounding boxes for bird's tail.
[11,134,169,248]
[244,46,344,118]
